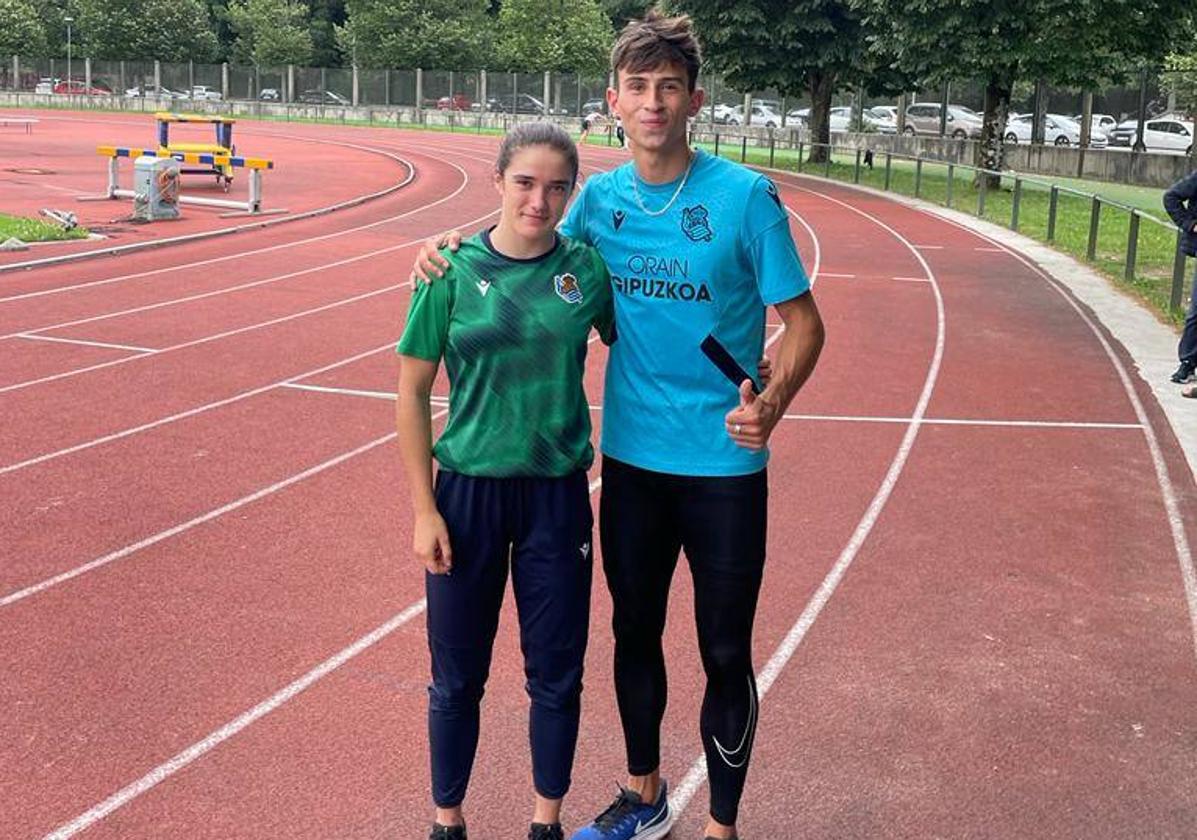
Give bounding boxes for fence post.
[824,146,832,177]
[714,132,719,157]
[1047,186,1059,241]
[740,135,747,163]
[1172,231,1188,310]
[884,153,892,190]
[914,157,923,197]
[11,55,17,90]
[769,131,775,168]
[1011,177,1022,231]
[84,57,91,94]
[154,60,161,92]
[797,142,804,171]
[287,65,294,103]
[352,64,359,107]
[854,148,861,183]
[189,60,194,94]
[543,70,551,116]
[1086,197,1101,261]
[415,68,423,118]
[479,70,486,111]
[1124,211,1140,282]
[946,163,954,207]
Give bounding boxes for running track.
[2,112,1196,840]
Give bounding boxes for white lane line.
[670,178,947,821]
[916,209,1197,659]
[1,431,401,609]
[0,341,395,477]
[0,204,502,394]
[0,139,501,307]
[14,333,157,354]
[781,413,1142,430]
[0,133,421,281]
[913,244,944,250]
[41,447,606,839]
[281,383,396,401]
[40,597,428,840]
[891,275,932,283]
[815,272,854,279]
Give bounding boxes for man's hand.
[725,378,783,451]
[414,510,453,574]
[410,230,463,286]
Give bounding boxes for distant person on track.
[580,110,605,145]
[1163,170,1197,386]
[395,122,616,840]
[615,114,626,148]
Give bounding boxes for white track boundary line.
[908,207,1197,659]
[1,137,417,277]
[41,441,605,839]
[1,431,401,609]
[0,341,394,476]
[0,204,502,394]
[14,333,156,354]
[670,179,946,820]
[781,413,1142,429]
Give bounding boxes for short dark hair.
[495,121,579,186]
[610,9,702,92]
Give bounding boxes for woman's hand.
[414,510,454,574]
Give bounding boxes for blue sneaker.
[569,781,671,839]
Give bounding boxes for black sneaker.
[1171,361,1196,384]
[429,823,466,840]
[529,823,565,840]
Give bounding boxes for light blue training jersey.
[561,149,809,476]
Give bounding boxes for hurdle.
[87,146,285,217]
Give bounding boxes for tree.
[0,0,46,56]
[336,0,492,70]
[496,0,614,77]
[854,0,1197,183]
[307,0,347,68]
[1161,54,1197,119]
[75,0,219,61]
[601,0,654,31]
[678,0,902,163]
[226,0,313,66]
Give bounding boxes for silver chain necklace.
[631,150,696,217]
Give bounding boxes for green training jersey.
[397,229,615,478]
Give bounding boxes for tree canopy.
[226,0,314,66]
[0,0,47,57]
[75,0,220,61]
[496,0,614,76]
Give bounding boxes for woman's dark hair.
[496,121,580,186]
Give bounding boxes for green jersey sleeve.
[588,248,617,345]
[396,272,452,361]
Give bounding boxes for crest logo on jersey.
[681,204,713,242]
[765,180,782,209]
[476,278,492,297]
[554,272,583,304]
[613,209,626,232]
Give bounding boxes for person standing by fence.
[1163,170,1197,389]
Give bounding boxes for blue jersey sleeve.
[742,176,810,305]
[559,179,592,244]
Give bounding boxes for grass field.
[0,213,90,243]
[697,140,1191,326]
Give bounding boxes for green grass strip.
[0,213,90,242]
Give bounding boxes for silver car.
[903,103,983,139]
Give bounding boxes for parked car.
[904,102,983,138]
[711,103,738,124]
[728,103,781,127]
[298,89,350,105]
[125,84,187,100]
[581,99,605,116]
[1072,112,1118,140]
[786,106,809,125]
[863,106,898,134]
[34,77,56,95]
[437,93,471,111]
[1003,113,1107,148]
[53,79,112,96]
[258,88,281,101]
[188,85,223,102]
[484,93,564,115]
[1108,116,1194,153]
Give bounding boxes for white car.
[1108,116,1194,154]
[711,103,738,124]
[34,78,56,95]
[1073,113,1118,140]
[1004,113,1107,148]
[728,103,781,128]
[863,106,898,134]
[189,85,223,102]
[125,84,187,100]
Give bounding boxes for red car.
[437,94,471,111]
[53,79,112,95]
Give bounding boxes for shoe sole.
[631,813,674,840]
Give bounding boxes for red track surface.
[2,114,1195,840]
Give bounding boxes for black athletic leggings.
[599,456,767,827]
